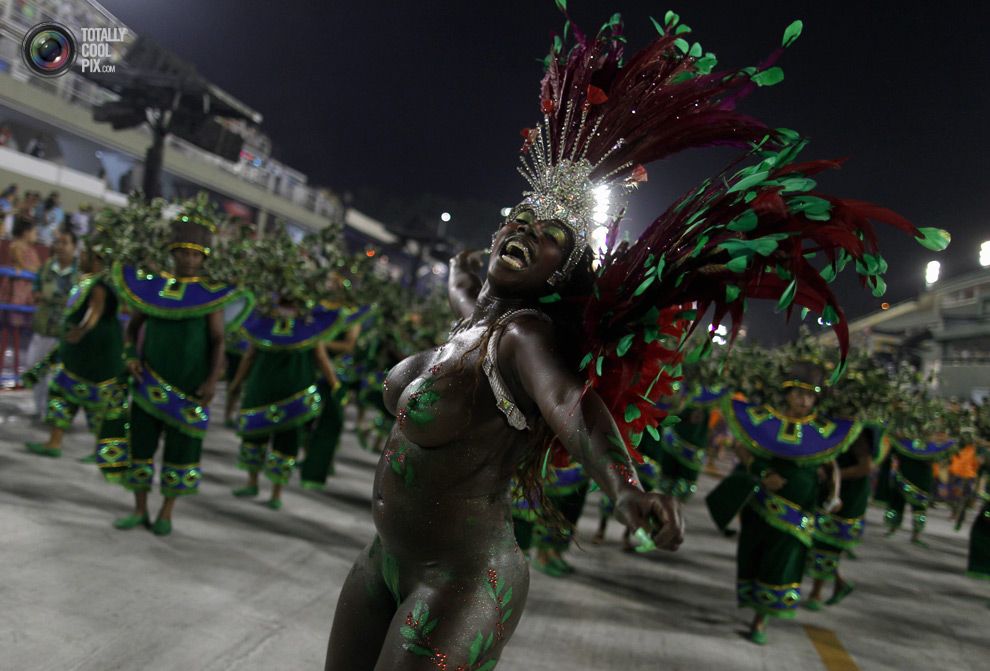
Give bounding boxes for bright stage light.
[925,260,941,286]
[440,212,451,222]
[980,241,990,267]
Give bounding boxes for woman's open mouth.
[498,238,532,270]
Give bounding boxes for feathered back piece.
[522,7,950,462]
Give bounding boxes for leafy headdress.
[513,5,949,463]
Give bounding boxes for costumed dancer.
[112,195,252,536]
[325,7,942,668]
[804,425,879,609]
[883,433,957,546]
[24,226,78,420]
[299,308,366,489]
[229,299,345,508]
[657,387,727,501]
[708,362,861,643]
[24,225,127,479]
[964,452,989,601]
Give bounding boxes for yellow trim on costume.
[167,242,212,256]
[767,406,818,425]
[782,380,822,394]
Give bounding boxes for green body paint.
[405,377,440,425]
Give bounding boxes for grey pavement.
[0,388,985,671]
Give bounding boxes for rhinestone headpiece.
[513,99,645,285]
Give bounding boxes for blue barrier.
[0,303,36,313]
[0,267,39,281]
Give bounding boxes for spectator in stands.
[0,125,13,149]
[70,202,93,237]
[25,226,78,418]
[36,192,64,246]
[25,136,46,159]
[1,184,17,239]
[17,191,40,224]
[0,217,41,385]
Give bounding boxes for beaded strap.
[481,309,549,431]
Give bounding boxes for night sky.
[98,0,989,343]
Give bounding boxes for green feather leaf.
[726,255,750,273]
[674,38,690,54]
[539,293,562,303]
[664,10,679,26]
[675,23,692,34]
[646,424,660,441]
[752,67,785,87]
[616,333,635,357]
[725,284,741,302]
[915,227,951,251]
[661,415,681,427]
[820,264,837,282]
[689,42,702,58]
[579,352,593,370]
[776,279,798,312]
[871,276,887,297]
[595,356,604,377]
[782,19,803,48]
[655,255,667,278]
[625,404,641,422]
[779,177,816,193]
[650,16,664,34]
[695,53,717,74]
[727,171,769,193]
[727,210,758,232]
[633,275,656,296]
[822,305,840,325]
[400,625,418,641]
[422,618,439,636]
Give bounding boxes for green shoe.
[26,442,61,458]
[232,485,259,497]
[266,498,283,510]
[804,598,824,611]
[750,629,768,645]
[825,582,855,606]
[79,454,98,464]
[151,518,172,536]
[300,480,325,492]
[113,512,150,530]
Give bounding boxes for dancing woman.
[325,8,943,669]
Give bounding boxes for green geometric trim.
[131,392,206,439]
[111,262,254,324]
[723,396,862,467]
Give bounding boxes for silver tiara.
[512,100,646,285]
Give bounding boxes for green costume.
[114,264,251,496]
[967,462,990,581]
[657,410,710,500]
[44,274,128,479]
[808,426,884,581]
[708,398,862,618]
[883,436,957,535]
[236,304,360,486]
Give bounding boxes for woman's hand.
[451,249,485,274]
[613,489,684,551]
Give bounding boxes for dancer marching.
[112,196,252,536]
[884,431,957,547]
[709,362,861,643]
[25,224,127,478]
[324,7,941,668]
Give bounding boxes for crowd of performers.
[7,6,989,669]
